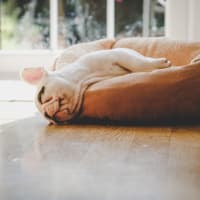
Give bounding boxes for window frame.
[0,0,156,73]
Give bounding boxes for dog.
[21,47,171,124]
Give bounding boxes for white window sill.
[0,50,62,73]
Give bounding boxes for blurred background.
[0,0,165,50]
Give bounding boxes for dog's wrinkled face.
[20,67,76,124]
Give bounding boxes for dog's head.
[20,67,78,124]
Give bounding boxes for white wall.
[166,0,200,41]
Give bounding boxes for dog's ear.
[20,67,48,85]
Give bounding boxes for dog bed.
[53,37,200,123]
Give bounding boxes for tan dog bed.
[53,37,200,123]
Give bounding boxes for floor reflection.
[1,115,200,200]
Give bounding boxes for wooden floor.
[0,81,200,200]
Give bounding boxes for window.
[1,0,50,49]
[58,0,107,48]
[0,0,165,71]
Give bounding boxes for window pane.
[115,0,165,38]
[115,0,143,38]
[58,0,106,48]
[150,0,165,36]
[0,0,50,49]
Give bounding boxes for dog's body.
[21,47,171,124]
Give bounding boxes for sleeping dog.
[21,48,171,124]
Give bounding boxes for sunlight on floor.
[0,80,37,125]
[0,102,37,125]
[0,80,35,101]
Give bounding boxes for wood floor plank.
[0,100,200,199]
[166,126,200,200]
[79,126,135,169]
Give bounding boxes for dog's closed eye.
[38,86,45,104]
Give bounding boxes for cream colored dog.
[21,46,171,124]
